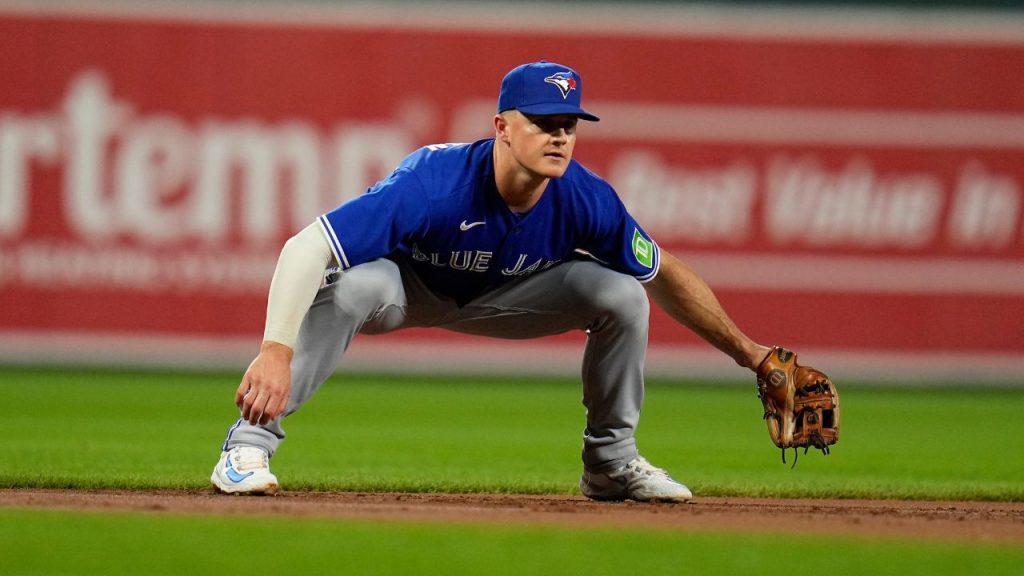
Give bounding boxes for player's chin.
[538,156,570,178]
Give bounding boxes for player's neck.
[493,144,548,213]
[497,173,547,213]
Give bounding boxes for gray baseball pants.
[222,256,649,472]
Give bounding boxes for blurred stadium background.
[1,0,1023,384]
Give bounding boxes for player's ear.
[494,113,511,144]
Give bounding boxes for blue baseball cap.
[497,61,600,122]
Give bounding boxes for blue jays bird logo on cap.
[544,72,578,100]
[497,61,599,121]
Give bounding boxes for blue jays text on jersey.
[317,139,660,305]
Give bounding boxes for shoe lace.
[233,447,268,471]
[624,457,671,479]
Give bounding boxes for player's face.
[501,111,578,179]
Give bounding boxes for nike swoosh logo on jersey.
[459,220,486,231]
[224,456,255,483]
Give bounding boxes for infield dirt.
[3,489,1022,544]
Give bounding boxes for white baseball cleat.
[580,456,692,503]
[211,446,280,495]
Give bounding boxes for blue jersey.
[318,139,660,305]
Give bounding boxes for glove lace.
[774,403,832,468]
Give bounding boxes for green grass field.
[3,367,1022,499]
[2,366,1023,575]
[2,508,1022,576]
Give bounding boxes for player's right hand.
[235,341,293,426]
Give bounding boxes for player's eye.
[533,117,577,135]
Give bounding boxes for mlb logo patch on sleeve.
[632,228,654,268]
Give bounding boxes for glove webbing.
[762,377,835,468]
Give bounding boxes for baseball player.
[212,61,771,502]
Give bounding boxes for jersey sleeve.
[580,189,661,283]
[317,168,429,270]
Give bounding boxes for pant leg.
[222,258,424,456]
[440,260,650,472]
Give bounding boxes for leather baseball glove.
[756,346,840,465]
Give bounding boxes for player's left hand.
[755,346,840,465]
[236,341,293,426]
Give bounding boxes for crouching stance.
[212,61,769,502]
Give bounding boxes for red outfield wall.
[1,4,1022,380]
